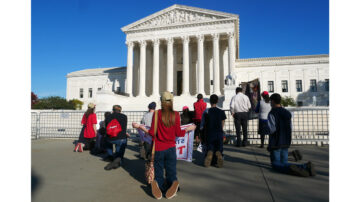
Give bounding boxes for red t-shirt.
[81,113,97,138]
[193,99,207,122]
[148,110,186,151]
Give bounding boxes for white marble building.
[66,4,329,111]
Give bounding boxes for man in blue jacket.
[267,93,316,177]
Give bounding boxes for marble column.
[126,41,134,97]
[182,35,190,96]
[197,34,205,95]
[212,33,221,95]
[166,37,174,93]
[139,40,147,97]
[228,32,236,76]
[152,39,160,97]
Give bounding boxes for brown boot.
[165,180,179,199]
[215,151,223,168]
[204,151,213,167]
[151,180,162,200]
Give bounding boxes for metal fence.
[31,108,329,145]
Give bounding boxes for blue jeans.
[270,148,306,174]
[206,136,223,153]
[105,138,127,159]
[154,147,177,191]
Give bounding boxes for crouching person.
[202,94,227,168]
[267,93,316,177]
[134,91,196,199]
[104,105,128,170]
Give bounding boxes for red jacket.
[193,99,207,122]
[81,113,97,138]
[148,110,186,151]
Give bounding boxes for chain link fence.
[31,107,329,145]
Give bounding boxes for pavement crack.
[250,147,276,202]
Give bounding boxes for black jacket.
[268,107,292,151]
[105,112,128,140]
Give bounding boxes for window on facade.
[98,87,101,91]
[88,88,92,98]
[325,79,329,91]
[296,80,302,92]
[268,81,274,92]
[310,79,317,92]
[281,80,288,92]
[79,88,83,98]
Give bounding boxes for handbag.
[145,110,158,184]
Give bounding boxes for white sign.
[137,124,195,162]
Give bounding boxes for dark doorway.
[177,71,182,96]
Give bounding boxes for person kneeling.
[267,94,316,177]
[202,94,227,168]
[104,105,128,170]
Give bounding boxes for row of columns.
[126,32,236,97]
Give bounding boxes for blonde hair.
[161,100,176,127]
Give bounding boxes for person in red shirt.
[133,91,196,199]
[74,103,97,152]
[193,94,207,145]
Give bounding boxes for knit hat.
[148,102,156,110]
[262,91,269,96]
[182,106,189,111]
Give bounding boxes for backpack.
[106,119,122,138]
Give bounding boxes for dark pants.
[234,112,249,146]
[270,148,307,174]
[105,138,127,159]
[154,147,177,191]
[206,137,223,153]
[143,141,152,160]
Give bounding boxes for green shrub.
[281,96,296,107]
[69,99,83,110]
[32,96,75,110]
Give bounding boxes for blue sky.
[31,0,329,98]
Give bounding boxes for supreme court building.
[66,4,329,111]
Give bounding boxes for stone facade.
[66,4,329,111]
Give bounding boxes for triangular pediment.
[122,4,238,32]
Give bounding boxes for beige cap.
[161,91,173,102]
[88,103,96,109]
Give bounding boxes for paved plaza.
[32,139,329,202]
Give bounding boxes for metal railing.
[31,108,329,145]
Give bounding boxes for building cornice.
[67,67,126,78]
[236,54,329,68]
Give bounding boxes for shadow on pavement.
[31,169,41,197]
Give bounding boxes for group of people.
[74,88,317,200]
[74,103,129,170]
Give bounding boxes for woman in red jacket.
[74,103,97,152]
[134,91,196,199]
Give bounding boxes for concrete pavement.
[31,139,328,202]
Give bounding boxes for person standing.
[104,105,128,170]
[203,94,227,168]
[74,103,97,152]
[133,91,196,199]
[230,87,251,147]
[255,91,271,148]
[267,93,316,177]
[193,94,207,145]
[139,102,156,160]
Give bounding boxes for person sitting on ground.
[104,105,128,170]
[91,111,111,155]
[133,91,196,199]
[267,93,316,177]
[74,103,97,152]
[255,91,271,148]
[193,94,207,145]
[180,106,194,125]
[202,94,227,168]
[139,102,157,160]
